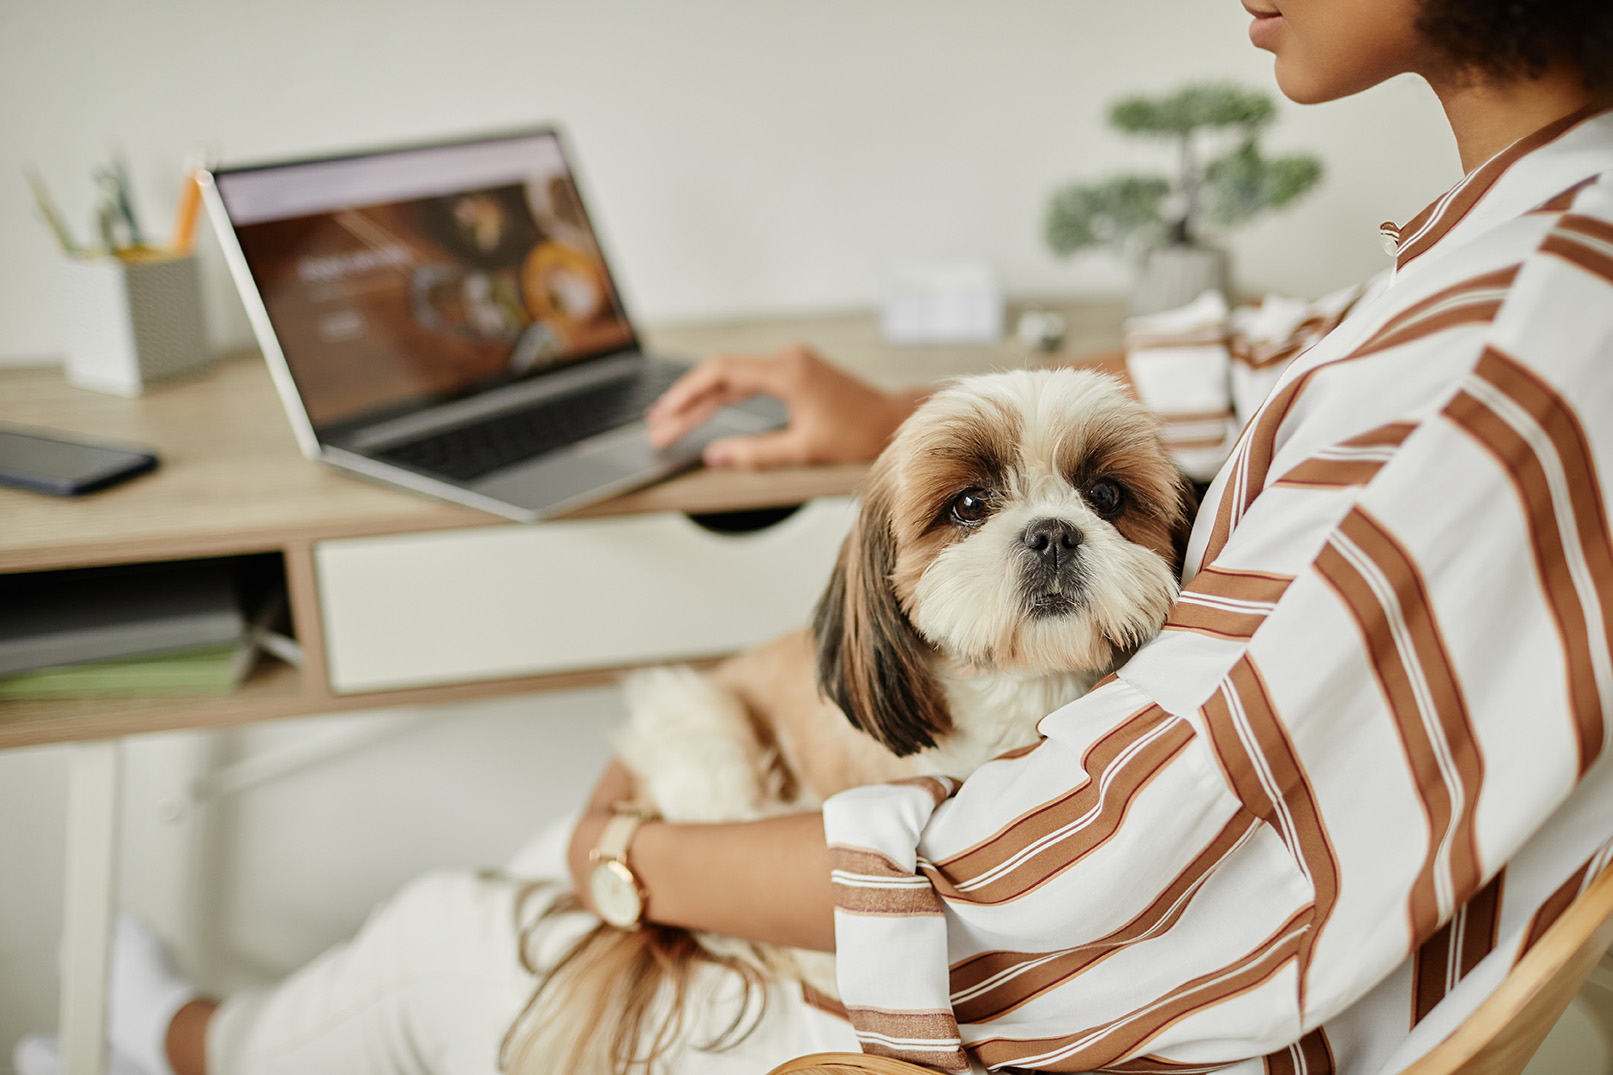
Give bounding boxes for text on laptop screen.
[214,132,636,431]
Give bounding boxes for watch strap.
[594,804,651,866]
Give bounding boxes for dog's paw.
[617,666,769,822]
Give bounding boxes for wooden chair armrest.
[766,1052,944,1075]
[1398,862,1613,1075]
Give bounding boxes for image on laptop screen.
[213,131,637,433]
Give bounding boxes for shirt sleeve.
[1124,285,1367,482]
[823,225,1613,1071]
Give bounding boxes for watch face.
[589,859,643,928]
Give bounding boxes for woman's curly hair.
[1416,0,1613,93]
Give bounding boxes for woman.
[26,1,1613,1073]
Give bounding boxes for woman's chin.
[1272,59,1351,105]
[1271,50,1404,106]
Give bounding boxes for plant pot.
[1130,243,1231,316]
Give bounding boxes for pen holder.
[55,254,211,396]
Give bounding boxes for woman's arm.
[567,760,837,951]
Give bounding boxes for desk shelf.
[0,658,306,747]
[0,535,719,749]
[0,653,681,749]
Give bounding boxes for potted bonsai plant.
[1045,82,1323,314]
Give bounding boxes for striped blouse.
[822,106,1613,1075]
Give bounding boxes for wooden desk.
[0,301,1123,1075]
[0,301,1124,749]
[0,353,870,748]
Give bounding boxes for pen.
[94,168,161,260]
[97,194,120,256]
[23,166,81,255]
[107,152,146,247]
[171,145,218,255]
[171,168,204,254]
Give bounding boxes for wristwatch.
[588,804,653,930]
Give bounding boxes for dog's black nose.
[1023,518,1082,567]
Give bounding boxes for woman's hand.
[644,344,926,469]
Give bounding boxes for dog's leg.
[616,665,772,823]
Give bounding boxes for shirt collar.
[1378,104,1612,270]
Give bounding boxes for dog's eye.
[950,489,991,525]
[1085,477,1126,518]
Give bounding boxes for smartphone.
[0,426,159,497]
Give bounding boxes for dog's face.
[814,369,1194,755]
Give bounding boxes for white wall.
[0,0,1461,368]
[0,1,1477,1067]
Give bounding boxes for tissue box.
[882,260,1004,345]
[56,255,211,396]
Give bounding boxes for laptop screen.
[212,130,637,433]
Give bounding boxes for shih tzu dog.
[503,367,1195,1075]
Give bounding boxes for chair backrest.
[1399,861,1613,1075]
[766,864,1613,1075]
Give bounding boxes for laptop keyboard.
[376,365,685,483]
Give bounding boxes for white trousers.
[206,821,859,1075]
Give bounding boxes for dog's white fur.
[505,368,1193,1074]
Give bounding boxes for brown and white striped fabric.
[823,107,1613,1075]
[1125,286,1366,483]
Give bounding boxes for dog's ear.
[812,492,953,757]
[1168,470,1202,582]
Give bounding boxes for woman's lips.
[1247,8,1283,48]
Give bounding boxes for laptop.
[203,128,785,522]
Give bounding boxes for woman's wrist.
[567,808,608,908]
[568,760,639,908]
[625,812,837,951]
[568,763,836,949]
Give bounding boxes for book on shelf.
[0,641,250,700]
[0,589,304,701]
[0,560,245,677]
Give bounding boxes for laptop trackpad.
[473,403,783,514]
[474,442,658,509]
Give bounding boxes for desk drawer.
[314,499,855,694]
